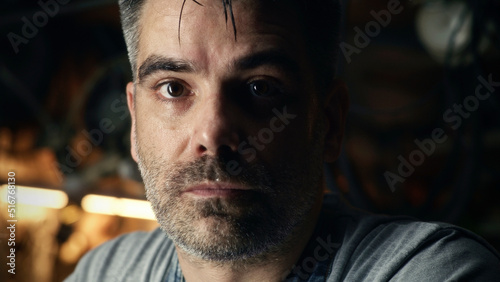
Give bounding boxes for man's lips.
[184,182,253,197]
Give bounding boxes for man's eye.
[158,81,188,98]
[248,80,279,97]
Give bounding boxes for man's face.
[128,0,335,261]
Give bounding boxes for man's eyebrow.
[137,51,300,82]
[138,55,195,82]
[234,50,300,74]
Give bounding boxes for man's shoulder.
[65,228,177,282]
[323,197,500,281]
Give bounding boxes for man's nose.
[190,94,241,157]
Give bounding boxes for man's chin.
[157,195,285,260]
[169,212,269,261]
[186,191,270,218]
[193,216,240,238]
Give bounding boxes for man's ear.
[323,78,349,163]
[126,82,139,163]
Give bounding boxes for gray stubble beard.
[135,125,325,265]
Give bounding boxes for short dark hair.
[118,0,342,89]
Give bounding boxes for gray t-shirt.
[66,194,500,281]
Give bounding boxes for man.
[67,0,500,281]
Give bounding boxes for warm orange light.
[81,194,156,221]
[0,185,68,209]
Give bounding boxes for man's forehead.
[136,0,304,72]
[140,0,298,17]
[139,0,253,32]
[137,0,303,40]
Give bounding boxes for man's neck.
[176,200,323,282]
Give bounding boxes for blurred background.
[0,0,499,281]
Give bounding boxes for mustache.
[162,155,274,193]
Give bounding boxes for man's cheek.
[258,133,298,163]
